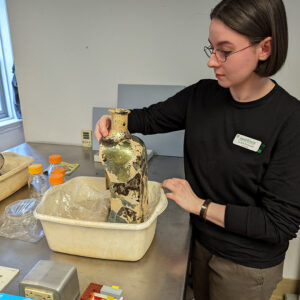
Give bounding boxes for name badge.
[233,134,262,152]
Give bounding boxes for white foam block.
[0,266,19,291]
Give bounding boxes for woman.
[95,0,300,299]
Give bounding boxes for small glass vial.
[49,173,64,187]
[28,164,48,201]
[48,154,63,175]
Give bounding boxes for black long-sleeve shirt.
[128,79,300,268]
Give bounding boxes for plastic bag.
[35,177,157,224]
[0,198,44,242]
[38,179,111,222]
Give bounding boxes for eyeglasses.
[204,44,254,63]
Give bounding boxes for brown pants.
[191,239,283,300]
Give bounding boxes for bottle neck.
[108,108,130,138]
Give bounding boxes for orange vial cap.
[49,154,62,164]
[51,168,66,176]
[49,173,64,185]
[28,164,43,175]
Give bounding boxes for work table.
[0,143,191,300]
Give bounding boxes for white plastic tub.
[0,152,34,202]
[34,176,168,261]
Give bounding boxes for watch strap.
[199,199,212,220]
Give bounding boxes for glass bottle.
[99,108,148,224]
[48,154,63,175]
[28,164,48,201]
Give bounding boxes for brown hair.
[210,0,288,77]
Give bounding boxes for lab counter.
[0,143,191,300]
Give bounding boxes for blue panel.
[92,84,185,157]
[118,84,185,157]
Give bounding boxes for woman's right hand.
[94,115,112,141]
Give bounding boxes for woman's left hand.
[162,178,204,215]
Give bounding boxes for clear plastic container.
[48,154,64,175]
[28,164,48,201]
[0,198,44,242]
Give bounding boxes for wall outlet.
[81,130,92,147]
[25,287,54,300]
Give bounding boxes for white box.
[0,152,34,202]
[34,176,168,261]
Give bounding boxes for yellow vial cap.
[28,164,43,175]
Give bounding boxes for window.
[0,0,17,123]
[0,67,8,119]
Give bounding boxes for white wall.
[6,0,218,145]
[6,0,300,279]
